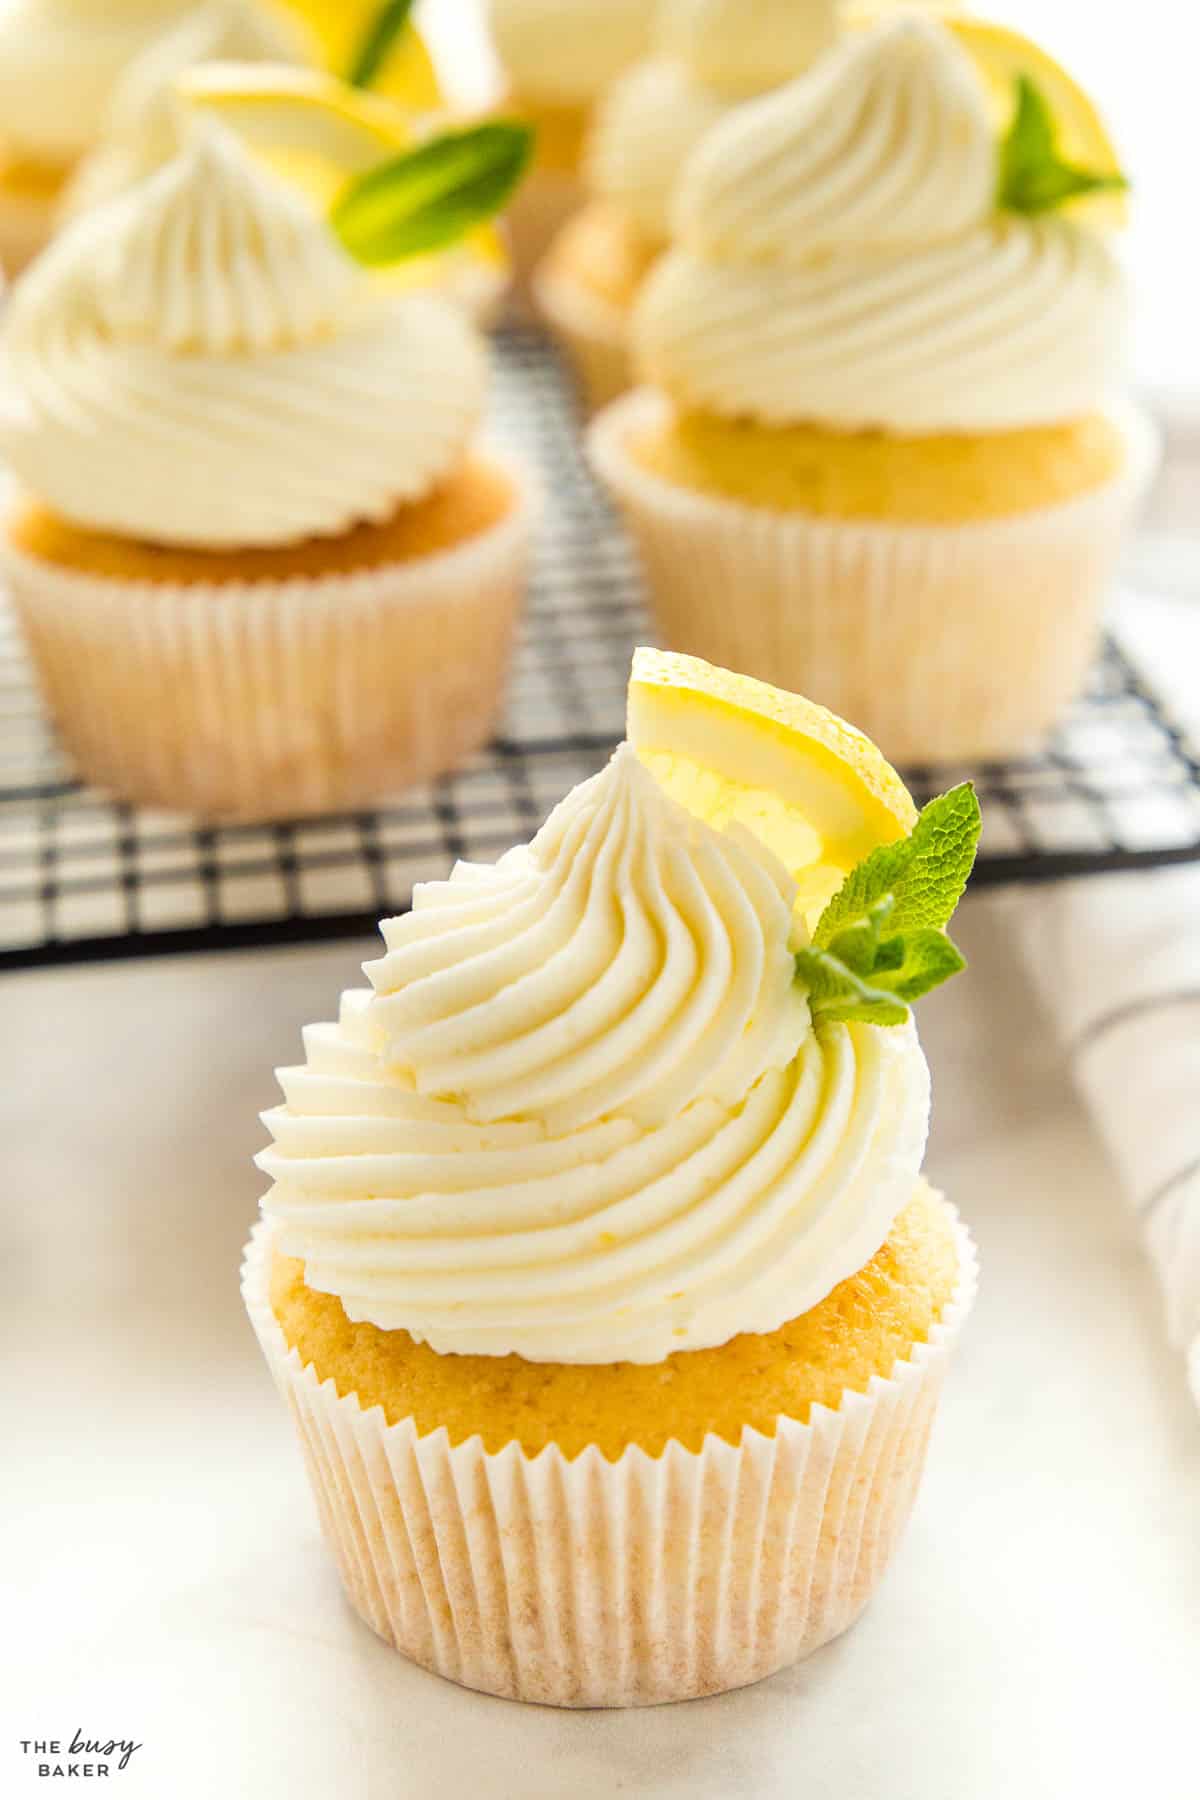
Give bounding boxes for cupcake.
[590,16,1158,766]
[0,120,537,819]
[60,0,309,220]
[244,646,979,1706]
[0,0,198,274]
[485,0,652,293]
[537,0,838,409]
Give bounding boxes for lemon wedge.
[176,64,509,295]
[265,0,443,108]
[845,9,1128,229]
[627,649,916,929]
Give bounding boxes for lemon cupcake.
[0,0,202,273]
[244,647,979,1706]
[0,121,536,819]
[485,0,652,293]
[537,0,838,409]
[591,17,1158,766]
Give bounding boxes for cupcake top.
[0,0,194,167]
[257,743,935,1364]
[588,0,837,245]
[0,126,486,548]
[63,0,307,218]
[636,16,1128,434]
[487,0,652,109]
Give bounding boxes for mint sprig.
[997,75,1127,216]
[330,121,533,265]
[795,785,980,1027]
[348,0,417,90]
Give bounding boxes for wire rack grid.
[2,327,1200,971]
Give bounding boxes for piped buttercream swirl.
[636,17,1128,433]
[258,746,931,1364]
[1,128,486,547]
[588,0,837,245]
[63,0,307,217]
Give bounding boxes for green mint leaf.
[997,74,1128,217]
[348,0,417,90]
[867,927,966,1005]
[794,947,908,1029]
[331,121,533,265]
[814,784,980,947]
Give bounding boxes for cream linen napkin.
[1005,593,1200,1407]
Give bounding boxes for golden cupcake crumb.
[269,1182,960,1460]
[0,152,71,201]
[544,200,663,312]
[631,406,1127,523]
[6,454,517,584]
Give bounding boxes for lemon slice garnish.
[626,649,916,929]
[176,63,509,291]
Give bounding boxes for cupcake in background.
[486,0,652,294]
[0,114,537,819]
[0,0,195,274]
[245,645,979,1706]
[591,15,1158,766]
[60,0,309,221]
[537,0,838,409]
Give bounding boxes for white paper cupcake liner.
[590,392,1160,766]
[2,458,537,821]
[242,1202,976,1707]
[534,261,634,413]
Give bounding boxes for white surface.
[2,906,1198,1798]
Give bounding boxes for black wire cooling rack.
[3,326,1200,971]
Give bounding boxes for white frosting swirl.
[258,746,931,1364]
[488,0,652,107]
[658,0,839,99]
[63,1,307,218]
[636,17,1128,433]
[0,129,486,548]
[677,17,995,258]
[0,0,192,165]
[586,60,735,246]
[587,0,837,244]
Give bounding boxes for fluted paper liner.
[590,392,1160,766]
[534,262,634,413]
[2,459,537,820]
[242,1205,976,1707]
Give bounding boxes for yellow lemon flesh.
[626,649,916,931]
[265,0,443,109]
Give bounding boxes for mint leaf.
[867,928,966,1004]
[331,121,533,265]
[814,784,980,947]
[794,948,908,1028]
[797,785,978,1029]
[348,0,417,90]
[997,75,1127,217]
